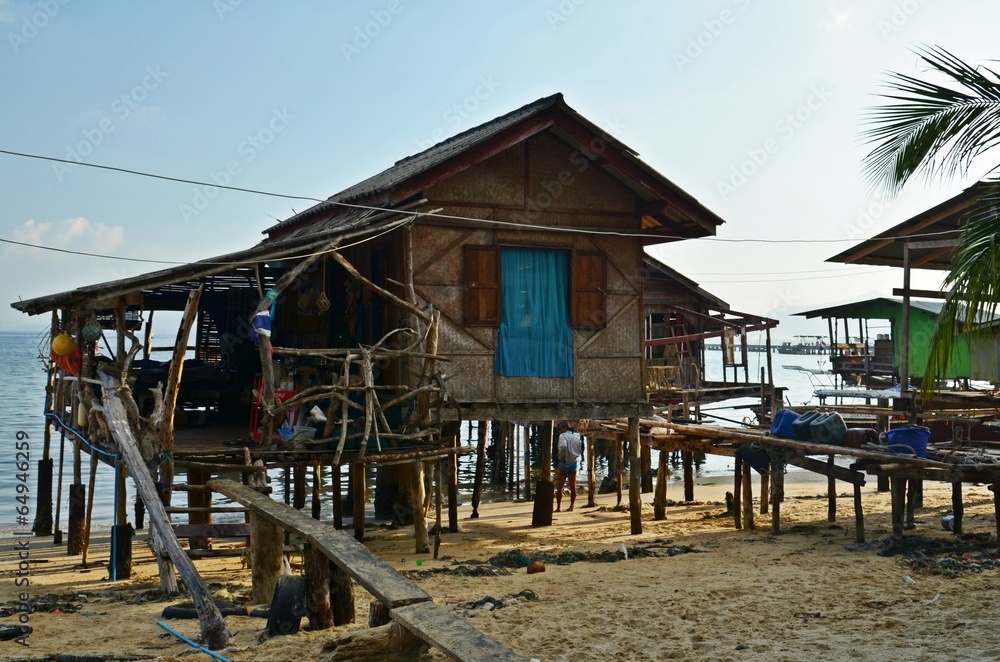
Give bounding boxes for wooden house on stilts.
[13,93,738,586]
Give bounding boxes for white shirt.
[557,430,582,465]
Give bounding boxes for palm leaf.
[861,46,1000,197]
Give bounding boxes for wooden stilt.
[434,460,443,559]
[293,464,307,511]
[853,481,865,543]
[760,472,769,515]
[113,467,132,578]
[471,422,487,518]
[312,464,322,520]
[188,467,211,551]
[770,457,783,534]
[524,424,532,501]
[586,435,596,508]
[531,421,554,528]
[67,482,86,555]
[332,463,343,530]
[682,451,694,502]
[827,455,836,523]
[733,458,743,530]
[628,417,642,535]
[81,450,98,566]
[741,461,754,530]
[250,507,283,604]
[411,460,429,553]
[447,436,458,533]
[905,478,916,530]
[640,441,652,493]
[653,449,668,521]
[305,544,334,630]
[890,477,905,541]
[352,462,366,541]
[615,438,624,506]
[952,482,963,536]
[330,563,356,626]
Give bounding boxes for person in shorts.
[555,421,583,512]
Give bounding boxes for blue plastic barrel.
[885,426,930,458]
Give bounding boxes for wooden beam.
[390,601,527,662]
[209,479,432,609]
[99,372,232,650]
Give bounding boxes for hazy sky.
[2,0,997,339]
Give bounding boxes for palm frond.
[861,46,1000,197]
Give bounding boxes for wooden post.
[853,481,865,543]
[411,460,429,553]
[67,481,86,555]
[733,458,743,530]
[81,450,98,566]
[330,563,356,626]
[952,482,964,536]
[304,544,334,630]
[905,478,916,530]
[312,464,322,520]
[653,448,668,521]
[471,422,487,518]
[352,462,366,541]
[250,508,283,604]
[760,472,769,515]
[628,416,642,535]
[616,438,624,506]
[682,451,694,502]
[531,421,554,527]
[523,424,532,501]
[770,457,783,534]
[447,435,459,533]
[160,287,204,510]
[876,398,890,492]
[112,466,132,578]
[586,435,596,508]
[890,476,905,541]
[741,461,754,530]
[332,463,343,530]
[434,460,444,559]
[187,467,212,551]
[640,440,652,493]
[827,455,836,523]
[292,464,306,510]
[34,319,57,537]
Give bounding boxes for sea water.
[0,330,825,528]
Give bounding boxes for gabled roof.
[826,183,987,270]
[265,93,725,243]
[642,254,729,310]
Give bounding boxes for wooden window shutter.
[572,250,607,328]
[464,245,500,326]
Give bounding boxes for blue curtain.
[495,247,574,377]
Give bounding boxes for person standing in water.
[555,421,583,512]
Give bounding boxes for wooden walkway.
[208,479,526,662]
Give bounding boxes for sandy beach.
[3,471,1000,662]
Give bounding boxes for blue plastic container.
[769,409,800,440]
[793,410,822,441]
[810,412,847,446]
[885,426,931,458]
